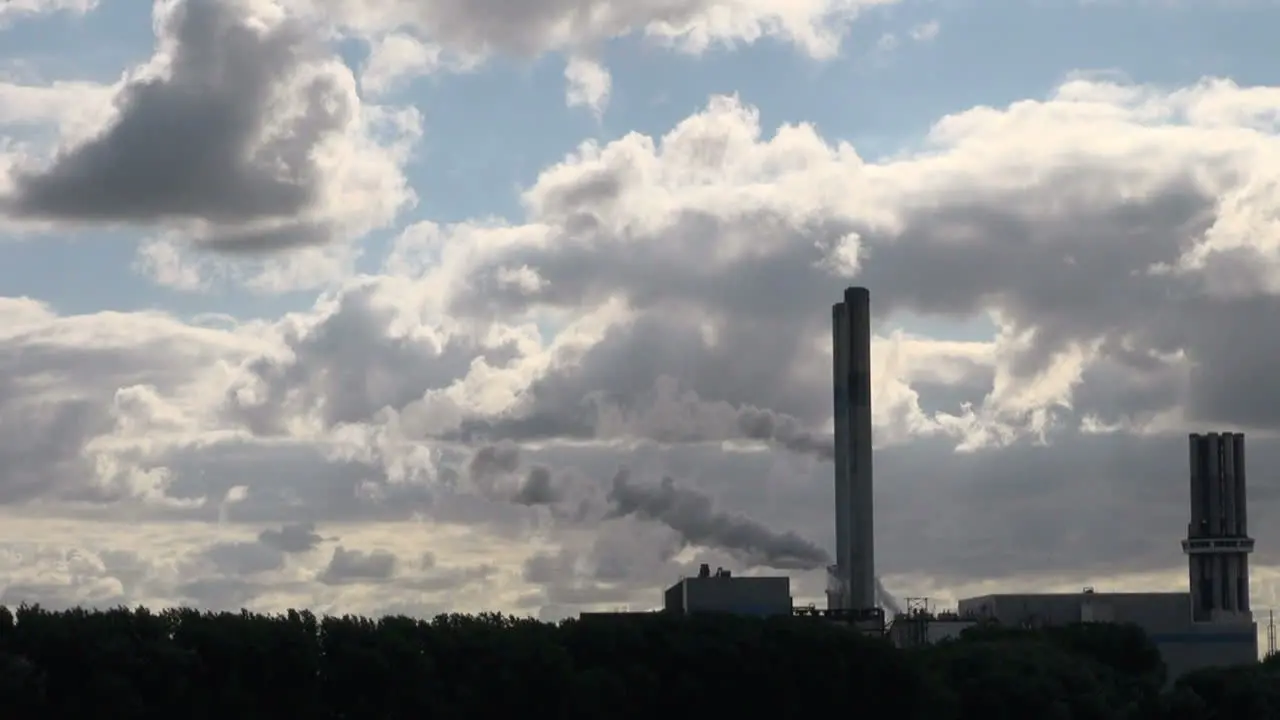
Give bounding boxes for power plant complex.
[948,431,1259,677]
[650,286,1263,678]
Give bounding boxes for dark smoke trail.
[606,469,830,570]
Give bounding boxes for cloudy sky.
[2,0,1280,631]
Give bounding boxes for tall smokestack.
[827,287,875,611]
[1184,432,1254,623]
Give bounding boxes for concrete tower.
[1183,433,1255,623]
[827,287,875,611]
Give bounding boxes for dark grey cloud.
[258,522,324,553]
[467,442,570,507]
[319,546,397,584]
[178,577,263,609]
[0,392,108,504]
[202,523,325,577]
[512,465,562,505]
[468,442,520,483]
[521,550,566,584]
[402,563,496,592]
[204,540,286,576]
[2,0,352,251]
[736,406,833,459]
[854,183,1280,433]
[868,431,1238,584]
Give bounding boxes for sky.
[2,0,1280,634]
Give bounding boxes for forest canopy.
[0,604,1277,720]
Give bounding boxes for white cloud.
[360,33,444,96]
[133,240,212,292]
[0,0,97,26]
[0,81,114,139]
[909,19,938,42]
[0,0,422,292]
[290,0,899,60]
[5,68,1280,623]
[564,56,613,118]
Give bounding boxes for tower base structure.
[1184,432,1254,624]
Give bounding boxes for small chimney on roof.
[698,563,711,578]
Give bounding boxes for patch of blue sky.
[4,0,1280,330]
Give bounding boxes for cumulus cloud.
[1,0,418,264]
[6,72,1280,628]
[320,546,398,584]
[259,522,325,553]
[0,295,260,506]
[433,81,1280,446]
[467,443,572,507]
[204,539,288,576]
[219,277,533,436]
[0,0,97,26]
[360,33,444,96]
[298,0,898,61]
[565,56,612,118]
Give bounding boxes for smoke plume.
[467,443,566,506]
[736,407,834,460]
[875,576,902,615]
[605,469,830,570]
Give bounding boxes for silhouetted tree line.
[0,604,1277,719]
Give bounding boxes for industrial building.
[954,432,1259,678]
[1185,432,1254,623]
[955,590,1256,677]
[887,599,976,648]
[663,564,792,617]
[644,287,1264,678]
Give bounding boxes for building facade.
[664,566,793,617]
[957,591,1258,679]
